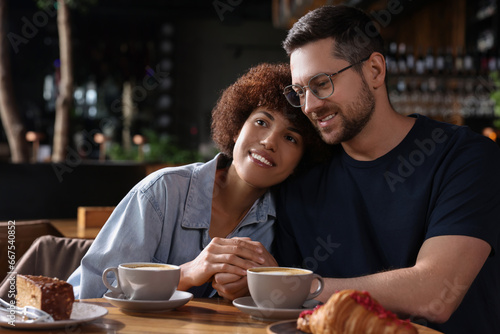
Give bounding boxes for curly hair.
[211,62,331,172]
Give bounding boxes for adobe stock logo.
[213,0,243,22]
[416,277,468,323]
[354,0,411,48]
[7,2,57,54]
[302,235,340,272]
[384,127,449,192]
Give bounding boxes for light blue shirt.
[67,154,276,299]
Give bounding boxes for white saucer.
[232,296,320,321]
[103,290,193,312]
[0,302,108,329]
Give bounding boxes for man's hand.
[211,237,278,300]
[212,273,249,300]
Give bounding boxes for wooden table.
[51,205,112,239]
[2,298,442,333]
[51,219,100,239]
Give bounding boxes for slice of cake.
[16,274,75,320]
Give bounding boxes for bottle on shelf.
[415,46,426,75]
[454,46,464,76]
[479,50,493,75]
[444,46,454,76]
[425,47,435,75]
[406,45,415,74]
[397,43,408,75]
[387,40,497,123]
[435,47,445,75]
[476,0,497,21]
[473,48,484,76]
[487,50,497,73]
[386,42,399,75]
[463,47,475,76]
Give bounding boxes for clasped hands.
[179,237,277,300]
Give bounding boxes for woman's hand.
[178,237,273,291]
[212,273,249,300]
[212,238,278,300]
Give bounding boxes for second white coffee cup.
[247,267,324,309]
[102,262,180,301]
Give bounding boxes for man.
[274,5,500,333]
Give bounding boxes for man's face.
[290,38,375,145]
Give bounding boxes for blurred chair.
[0,235,93,300]
[77,206,114,238]
[0,220,63,282]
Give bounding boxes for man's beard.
[318,77,375,145]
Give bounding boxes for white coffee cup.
[102,262,180,300]
[247,267,324,309]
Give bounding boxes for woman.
[67,63,330,300]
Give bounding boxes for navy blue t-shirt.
[274,114,500,333]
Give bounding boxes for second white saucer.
[103,290,193,312]
[232,296,320,321]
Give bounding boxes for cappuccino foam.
[250,268,309,275]
[123,264,175,270]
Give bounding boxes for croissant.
[297,289,417,334]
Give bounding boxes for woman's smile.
[250,151,274,167]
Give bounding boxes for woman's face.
[232,108,305,189]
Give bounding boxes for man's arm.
[318,235,490,323]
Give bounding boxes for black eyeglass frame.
[283,56,370,108]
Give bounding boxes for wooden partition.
[366,0,466,56]
[272,0,467,55]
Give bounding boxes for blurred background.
[1,0,289,164]
[1,0,499,165]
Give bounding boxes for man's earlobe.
[369,53,386,89]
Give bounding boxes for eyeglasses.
[283,56,370,107]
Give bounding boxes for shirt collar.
[181,153,276,230]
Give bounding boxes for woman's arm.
[70,190,163,299]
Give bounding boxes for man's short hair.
[283,5,385,74]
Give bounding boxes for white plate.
[233,296,320,321]
[103,290,193,312]
[0,302,108,329]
